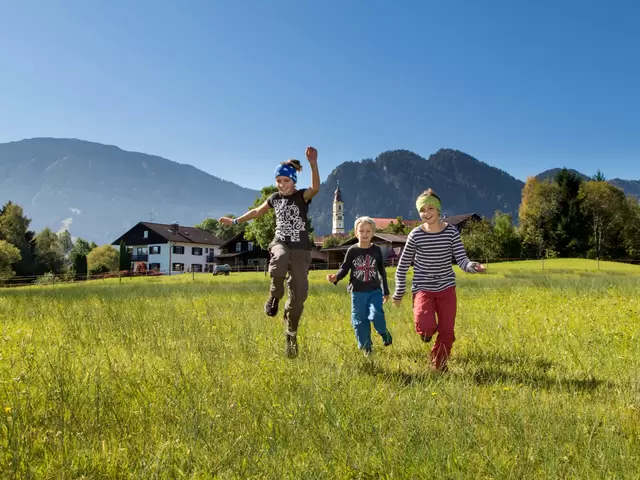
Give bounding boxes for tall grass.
[1,260,639,478]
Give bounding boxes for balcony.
[205,254,216,263]
[131,254,148,262]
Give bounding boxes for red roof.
[370,218,421,230]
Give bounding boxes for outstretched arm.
[303,146,319,202]
[452,229,485,273]
[327,249,353,284]
[219,200,270,225]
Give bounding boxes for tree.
[460,217,498,263]
[244,186,278,250]
[70,238,95,261]
[580,181,627,266]
[119,239,132,271]
[518,177,560,260]
[491,211,521,259]
[58,230,73,257]
[622,195,640,259]
[0,201,31,248]
[0,201,36,276]
[87,245,119,275]
[34,228,64,274]
[195,216,243,242]
[0,240,21,279]
[380,217,412,235]
[322,235,346,248]
[592,169,607,182]
[74,254,88,278]
[551,168,589,257]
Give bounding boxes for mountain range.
[0,138,257,244]
[0,138,637,242]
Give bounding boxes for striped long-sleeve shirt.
[393,224,477,299]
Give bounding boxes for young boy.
[219,147,319,358]
[327,216,392,356]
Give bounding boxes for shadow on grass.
[456,350,613,392]
[456,350,554,373]
[467,366,611,392]
[356,349,614,393]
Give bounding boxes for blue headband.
[274,164,297,183]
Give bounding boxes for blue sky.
[1,0,638,189]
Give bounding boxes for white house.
[112,221,223,274]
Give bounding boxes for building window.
[136,247,147,255]
[149,263,161,271]
[191,264,203,272]
[172,263,184,272]
[172,246,185,255]
[143,230,148,239]
[150,246,161,255]
[338,215,343,221]
[236,243,242,252]
[247,242,254,251]
[205,248,209,253]
[192,247,203,256]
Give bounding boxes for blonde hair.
[354,216,376,232]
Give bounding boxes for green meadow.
[1,259,639,479]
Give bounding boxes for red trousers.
[413,287,457,370]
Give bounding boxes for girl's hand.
[392,298,402,307]
[383,295,389,304]
[472,262,486,273]
[326,273,337,283]
[218,216,235,226]
[306,146,318,165]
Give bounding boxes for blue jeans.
[350,290,389,350]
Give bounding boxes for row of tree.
[2,168,638,279]
[462,169,640,262]
[0,201,120,280]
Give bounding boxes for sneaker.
[383,331,393,347]
[364,348,373,357]
[285,333,298,358]
[265,296,279,316]
[421,334,432,343]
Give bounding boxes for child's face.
[275,176,295,195]
[420,205,440,224]
[356,223,374,244]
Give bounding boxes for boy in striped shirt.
[392,189,485,371]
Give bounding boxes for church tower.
[332,183,344,234]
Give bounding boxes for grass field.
[1,259,639,478]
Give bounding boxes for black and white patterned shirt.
[334,244,390,295]
[267,188,312,250]
[393,224,476,298]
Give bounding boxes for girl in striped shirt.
[392,189,485,371]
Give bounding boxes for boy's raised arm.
[303,146,319,202]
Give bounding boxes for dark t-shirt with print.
[334,244,390,296]
[267,188,312,250]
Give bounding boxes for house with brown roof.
[321,214,481,266]
[321,232,409,266]
[216,231,269,267]
[112,221,223,274]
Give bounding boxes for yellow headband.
[416,195,441,213]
